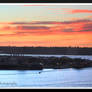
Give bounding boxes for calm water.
[0,68,92,88]
[0,54,92,60]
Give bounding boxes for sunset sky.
[0,4,92,47]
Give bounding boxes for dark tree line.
[0,46,92,55]
[0,56,92,69]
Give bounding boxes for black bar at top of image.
[0,0,92,3]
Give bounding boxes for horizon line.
[0,46,92,48]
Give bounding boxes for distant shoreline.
[0,46,92,70]
[0,46,92,55]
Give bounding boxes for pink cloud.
[0,19,92,37]
[62,8,92,14]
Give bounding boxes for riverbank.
[0,56,92,70]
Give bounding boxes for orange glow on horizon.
[0,20,92,47]
[0,6,92,47]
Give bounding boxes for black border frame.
[0,0,92,3]
[0,0,92,90]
